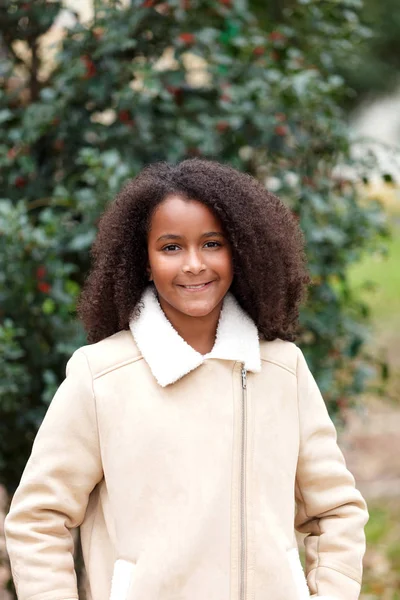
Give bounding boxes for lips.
[177,281,214,290]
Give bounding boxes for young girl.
[5,158,368,600]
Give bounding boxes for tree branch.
[29,38,40,101]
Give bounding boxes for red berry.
[7,147,18,160]
[36,266,46,279]
[118,110,131,123]
[166,86,184,106]
[141,0,155,6]
[269,31,286,42]
[179,32,195,44]
[81,55,96,79]
[118,110,135,126]
[220,0,231,5]
[15,176,27,188]
[274,125,287,136]
[253,46,264,56]
[37,281,51,294]
[216,121,229,132]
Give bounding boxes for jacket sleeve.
[294,347,369,600]
[4,349,103,600]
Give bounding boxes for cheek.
[216,249,234,279]
[148,253,178,280]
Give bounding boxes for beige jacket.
[5,287,368,600]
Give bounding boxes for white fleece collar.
[129,285,261,387]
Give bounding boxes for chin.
[178,298,220,318]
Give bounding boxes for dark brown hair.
[77,158,310,343]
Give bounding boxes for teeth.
[184,283,207,289]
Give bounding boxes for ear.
[147,265,153,281]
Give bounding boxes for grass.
[347,218,400,325]
[348,182,400,325]
[350,189,400,599]
[361,499,400,599]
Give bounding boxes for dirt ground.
[339,324,400,500]
[340,396,400,500]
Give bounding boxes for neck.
[157,298,222,355]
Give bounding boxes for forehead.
[149,195,223,233]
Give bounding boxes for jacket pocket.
[109,558,136,600]
[286,548,310,600]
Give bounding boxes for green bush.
[0,0,389,493]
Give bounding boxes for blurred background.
[0,0,399,598]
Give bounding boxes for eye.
[162,244,180,252]
[204,241,222,248]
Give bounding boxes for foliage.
[0,0,390,493]
[0,199,86,486]
[250,0,400,109]
[337,0,400,108]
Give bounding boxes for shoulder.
[259,338,300,376]
[74,329,143,380]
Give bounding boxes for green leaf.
[0,109,13,124]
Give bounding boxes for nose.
[182,248,206,275]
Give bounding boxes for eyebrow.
[156,232,226,242]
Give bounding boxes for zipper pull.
[241,366,247,389]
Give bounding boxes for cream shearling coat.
[4,286,368,600]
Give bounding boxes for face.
[147,195,234,320]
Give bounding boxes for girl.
[5,158,368,600]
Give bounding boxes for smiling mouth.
[177,281,214,290]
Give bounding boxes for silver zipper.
[240,365,247,600]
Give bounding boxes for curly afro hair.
[77,158,311,344]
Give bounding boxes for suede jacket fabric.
[5,287,369,600]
